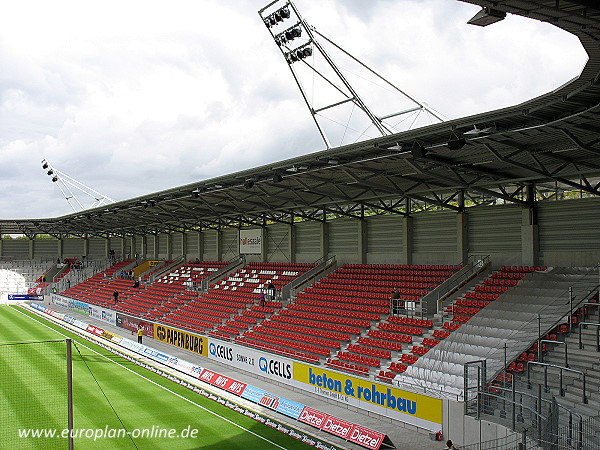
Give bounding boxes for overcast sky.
[0,0,588,220]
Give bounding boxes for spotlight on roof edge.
[467,7,506,27]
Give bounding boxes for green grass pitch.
[0,305,315,449]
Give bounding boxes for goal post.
[0,338,73,449]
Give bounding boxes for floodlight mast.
[259,0,444,149]
[41,159,115,213]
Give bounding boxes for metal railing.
[420,254,490,316]
[285,255,336,301]
[526,361,587,404]
[540,339,568,368]
[200,255,245,291]
[578,321,600,353]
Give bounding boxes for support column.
[181,232,187,260]
[288,222,296,263]
[139,235,146,259]
[83,236,89,259]
[402,216,413,265]
[358,219,367,264]
[57,237,63,260]
[260,228,267,262]
[152,234,158,259]
[216,230,223,261]
[129,236,135,259]
[198,231,204,260]
[166,233,172,260]
[29,238,34,260]
[320,221,329,260]
[457,212,468,264]
[105,237,110,259]
[521,207,539,266]
[521,184,539,266]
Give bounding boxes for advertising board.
[206,339,294,382]
[291,362,442,431]
[153,323,208,357]
[88,304,117,326]
[239,228,262,254]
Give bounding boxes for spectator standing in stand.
[259,292,266,307]
[391,288,401,314]
[137,325,144,344]
[445,440,458,449]
[267,282,276,300]
[113,290,119,304]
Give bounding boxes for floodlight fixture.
[467,7,506,27]
[448,137,466,150]
[42,161,49,169]
[259,0,446,149]
[410,144,427,158]
[285,43,313,64]
[52,176,58,182]
[272,174,283,183]
[464,125,497,136]
[264,4,292,29]
[47,170,54,175]
[244,180,255,189]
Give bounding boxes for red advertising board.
[321,416,353,439]
[298,407,328,429]
[299,407,386,450]
[198,369,247,396]
[86,324,105,336]
[347,424,385,450]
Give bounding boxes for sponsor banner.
[8,294,44,301]
[240,384,266,403]
[239,228,262,254]
[86,324,105,336]
[88,304,117,327]
[30,302,45,312]
[199,369,247,396]
[116,313,154,337]
[67,298,90,315]
[142,346,171,364]
[206,339,294,382]
[119,338,147,354]
[299,407,328,429]
[72,318,90,329]
[275,397,305,420]
[28,287,43,295]
[99,329,123,344]
[153,324,208,357]
[347,424,386,450]
[292,363,442,431]
[164,357,204,379]
[51,295,69,309]
[298,407,385,450]
[321,416,353,439]
[197,369,247,396]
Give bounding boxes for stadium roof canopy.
[2,0,600,238]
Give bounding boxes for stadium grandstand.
[1,0,600,449]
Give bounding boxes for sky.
[0,0,588,220]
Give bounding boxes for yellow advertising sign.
[153,323,208,357]
[293,362,442,424]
